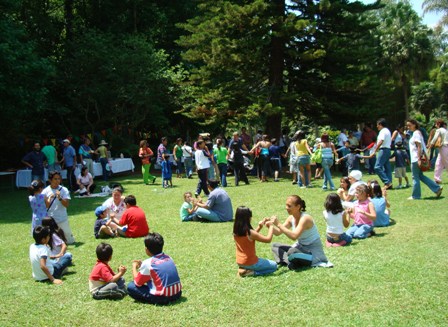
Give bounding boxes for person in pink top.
[346,184,376,239]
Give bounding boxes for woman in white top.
[76,166,96,195]
[102,187,126,220]
[194,140,211,196]
[406,119,442,200]
[428,119,448,184]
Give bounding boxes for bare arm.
[249,225,274,243]
[110,265,127,283]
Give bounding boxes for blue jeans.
[239,257,278,276]
[175,159,183,174]
[346,224,373,239]
[321,158,335,189]
[326,233,352,244]
[53,253,72,278]
[218,163,228,187]
[374,148,392,185]
[195,208,221,222]
[127,281,181,305]
[411,162,441,199]
[99,158,109,181]
[183,157,193,177]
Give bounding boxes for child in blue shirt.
[161,154,173,188]
[390,142,410,188]
[337,146,363,173]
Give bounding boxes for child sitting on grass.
[233,206,277,277]
[29,226,71,285]
[42,217,73,263]
[128,233,182,305]
[179,192,199,222]
[93,206,127,238]
[89,243,127,300]
[346,184,377,239]
[323,193,351,247]
[369,182,391,227]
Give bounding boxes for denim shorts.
[298,155,310,166]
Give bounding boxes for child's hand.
[132,260,142,269]
[270,216,280,226]
[118,265,127,274]
[52,279,63,285]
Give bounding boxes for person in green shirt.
[41,144,58,171]
[213,138,229,187]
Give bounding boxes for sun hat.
[63,139,70,144]
[99,140,108,145]
[95,205,107,218]
[349,170,362,181]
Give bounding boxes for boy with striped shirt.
[128,233,182,304]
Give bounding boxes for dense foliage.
[1,0,446,168]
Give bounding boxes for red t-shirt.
[119,205,149,238]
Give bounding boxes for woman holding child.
[270,195,330,269]
[102,187,126,221]
[42,171,75,245]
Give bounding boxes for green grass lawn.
[0,169,447,326]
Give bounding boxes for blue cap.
[95,205,107,218]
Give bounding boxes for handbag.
[418,155,430,172]
[434,136,442,148]
[311,148,322,164]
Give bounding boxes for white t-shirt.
[348,180,368,196]
[323,210,345,234]
[409,130,425,163]
[182,145,193,158]
[377,128,392,148]
[194,149,210,170]
[77,172,92,185]
[337,133,348,147]
[42,185,70,224]
[102,197,126,220]
[29,243,54,281]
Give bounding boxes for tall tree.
[423,0,448,27]
[376,0,434,119]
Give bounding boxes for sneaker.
[292,181,297,185]
[436,186,443,198]
[121,225,128,232]
[300,186,306,189]
[407,196,416,200]
[405,184,410,188]
[396,185,403,189]
[237,268,254,277]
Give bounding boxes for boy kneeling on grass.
[89,243,127,300]
[128,233,182,305]
[29,225,72,285]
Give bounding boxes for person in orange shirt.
[139,140,156,185]
[233,206,277,277]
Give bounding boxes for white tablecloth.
[16,158,134,188]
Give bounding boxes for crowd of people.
[26,117,447,304]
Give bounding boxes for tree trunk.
[266,0,285,139]
[402,74,409,119]
[64,0,74,42]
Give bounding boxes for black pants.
[233,161,248,186]
[66,166,76,191]
[196,168,209,195]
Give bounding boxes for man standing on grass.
[369,118,393,189]
[22,142,47,182]
[195,179,233,222]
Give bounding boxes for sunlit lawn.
[0,168,446,326]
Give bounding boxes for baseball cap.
[349,170,362,181]
[95,205,107,218]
